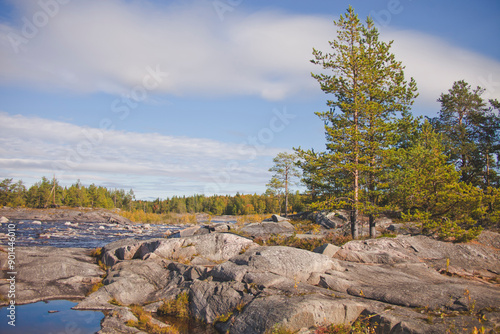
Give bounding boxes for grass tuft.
[127,305,180,334]
[158,292,190,319]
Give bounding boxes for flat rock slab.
[0,247,103,305]
[334,234,500,275]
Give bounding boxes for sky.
[0,0,499,200]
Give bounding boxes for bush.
[158,292,190,319]
[127,305,179,334]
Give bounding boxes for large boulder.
[76,257,174,309]
[211,246,343,284]
[313,243,340,258]
[313,210,348,229]
[271,214,289,222]
[239,221,295,238]
[101,233,258,267]
[189,280,251,323]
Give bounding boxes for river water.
[0,300,104,334]
[0,218,236,248]
[0,219,179,248]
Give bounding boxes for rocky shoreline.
[0,211,499,333]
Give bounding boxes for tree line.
[0,177,135,210]
[0,177,307,215]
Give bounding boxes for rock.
[210,223,231,232]
[271,214,289,222]
[101,238,145,267]
[224,294,365,334]
[334,233,500,274]
[387,222,420,235]
[0,247,103,304]
[169,225,210,238]
[100,233,258,267]
[190,280,250,323]
[32,220,42,225]
[98,306,142,334]
[239,221,295,238]
[477,230,500,249]
[374,215,393,228]
[0,216,8,223]
[313,243,340,258]
[313,211,347,229]
[211,246,343,284]
[78,257,171,308]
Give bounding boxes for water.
[0,220,179,248]
[0,300,104,334]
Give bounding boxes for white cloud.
[0,112,282,197]
[386,29,500,110]
[1,0,498,108]
[0,0,332,100]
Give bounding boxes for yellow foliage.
[158,292,190,319]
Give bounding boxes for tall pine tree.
[434,81,500,188]
[303,7,417,238]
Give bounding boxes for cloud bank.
[0,112,283,197]
[1,0,498,106]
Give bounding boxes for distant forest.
[0,177,306,215]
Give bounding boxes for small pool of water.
[0,300,104,334]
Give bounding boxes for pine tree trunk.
[368,160,376,239]
[350,206,358,240]
[285,169,289,218]
[351,169,359,239]
[486,153,490,188]
[369,214,376,238]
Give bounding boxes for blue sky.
[0,0,499,199]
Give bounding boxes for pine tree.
[389,120,485,242]
[268,152,301,217]
[306,6,417,238]
[435,80,485,184]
